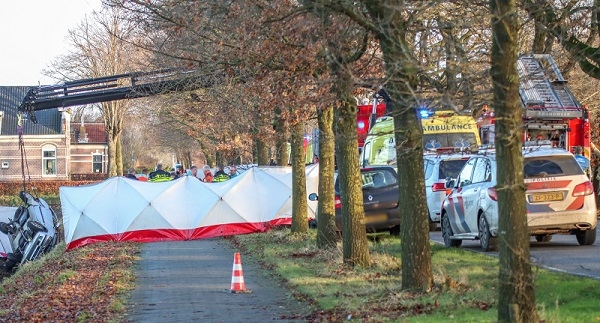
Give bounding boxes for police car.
[441,143,597,251]
[423,151,473,231]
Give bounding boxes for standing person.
[149,163,172,182]
[173,165,184,180]
[189,165,199,179]
[229,165,238,178]
[202,165,214,183]
[124,168,138,180]
[213,164,230,182]
[138,168,149,182]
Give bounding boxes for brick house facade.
[0,86,108,181]
[69,122,108,176]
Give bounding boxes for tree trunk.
[332,61,370,267]
[291,122,308,233]
[107,133,118,177]
[491,0,539,321]
[255,138,269,166]
[116,133,123,176]
[276,136,288,166]
[316,104,339,248]
[365,0,432,290]
[103,101,126,177]
[524,0,553,54]
[275,106,289,166]
[216,151,223,166]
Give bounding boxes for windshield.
[439,159,469,179]
[335,168,397,193]
[523,155,583,178]
[423,133,478,150]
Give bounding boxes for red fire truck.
[357,101,387,148]
[356,89,391,151]
[477,54,591,159]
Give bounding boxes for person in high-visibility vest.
[213,164,230,182]
[148,163,172,182]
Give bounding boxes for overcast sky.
[0,0,101,86]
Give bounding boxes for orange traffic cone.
[230,252,251,293]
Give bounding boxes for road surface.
[430,226,600,280]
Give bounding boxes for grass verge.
[0,241,140,322]
[229,228,600,322]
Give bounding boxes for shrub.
[0,180,100,196]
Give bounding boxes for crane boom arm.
[18,68,225,123]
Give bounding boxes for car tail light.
[432,182,452,196]
[572,181,594,197]
[432,183,446,192]
[334,195,342,209]
[487,187,498,201]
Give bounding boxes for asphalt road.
[430,226,600,280]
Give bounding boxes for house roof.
[0,86,62,136]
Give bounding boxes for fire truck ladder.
[18,68,228,123]
[517,54,580,110]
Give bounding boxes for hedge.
[0,180,100,197]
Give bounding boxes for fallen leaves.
[0,241,140,322]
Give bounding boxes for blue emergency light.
[419,108,433,119]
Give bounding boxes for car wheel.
[535,234,552,242]
[389,225,400,236]
[0,222,12,235]
[478,215,497,252]
[428,222,438,232]
[27,221,47,233]
[6,252,21,263]
[441,214,461,248]
[576,229,596,245]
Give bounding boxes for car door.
[459,157,490,232]
[446,157,476,234]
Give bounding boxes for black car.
[309,166,400,234]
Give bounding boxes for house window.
[42,145,57,176]
[93,154,103,173]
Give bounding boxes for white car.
[441,146,597,251]
[423,152,473,231]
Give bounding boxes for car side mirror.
[308,193,318,201]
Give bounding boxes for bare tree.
[45,6,142,176]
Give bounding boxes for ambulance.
[360,110,481,167]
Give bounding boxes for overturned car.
[0,191,60,271]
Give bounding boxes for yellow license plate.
[366,214,388,223]
[530,192,563,202]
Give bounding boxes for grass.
[231,228,600,322]
[0,241,140,322]
[0,194,61,207]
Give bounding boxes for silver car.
[441,147,597,251]
[423,153,472,231]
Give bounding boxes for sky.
[0,0,102,86]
